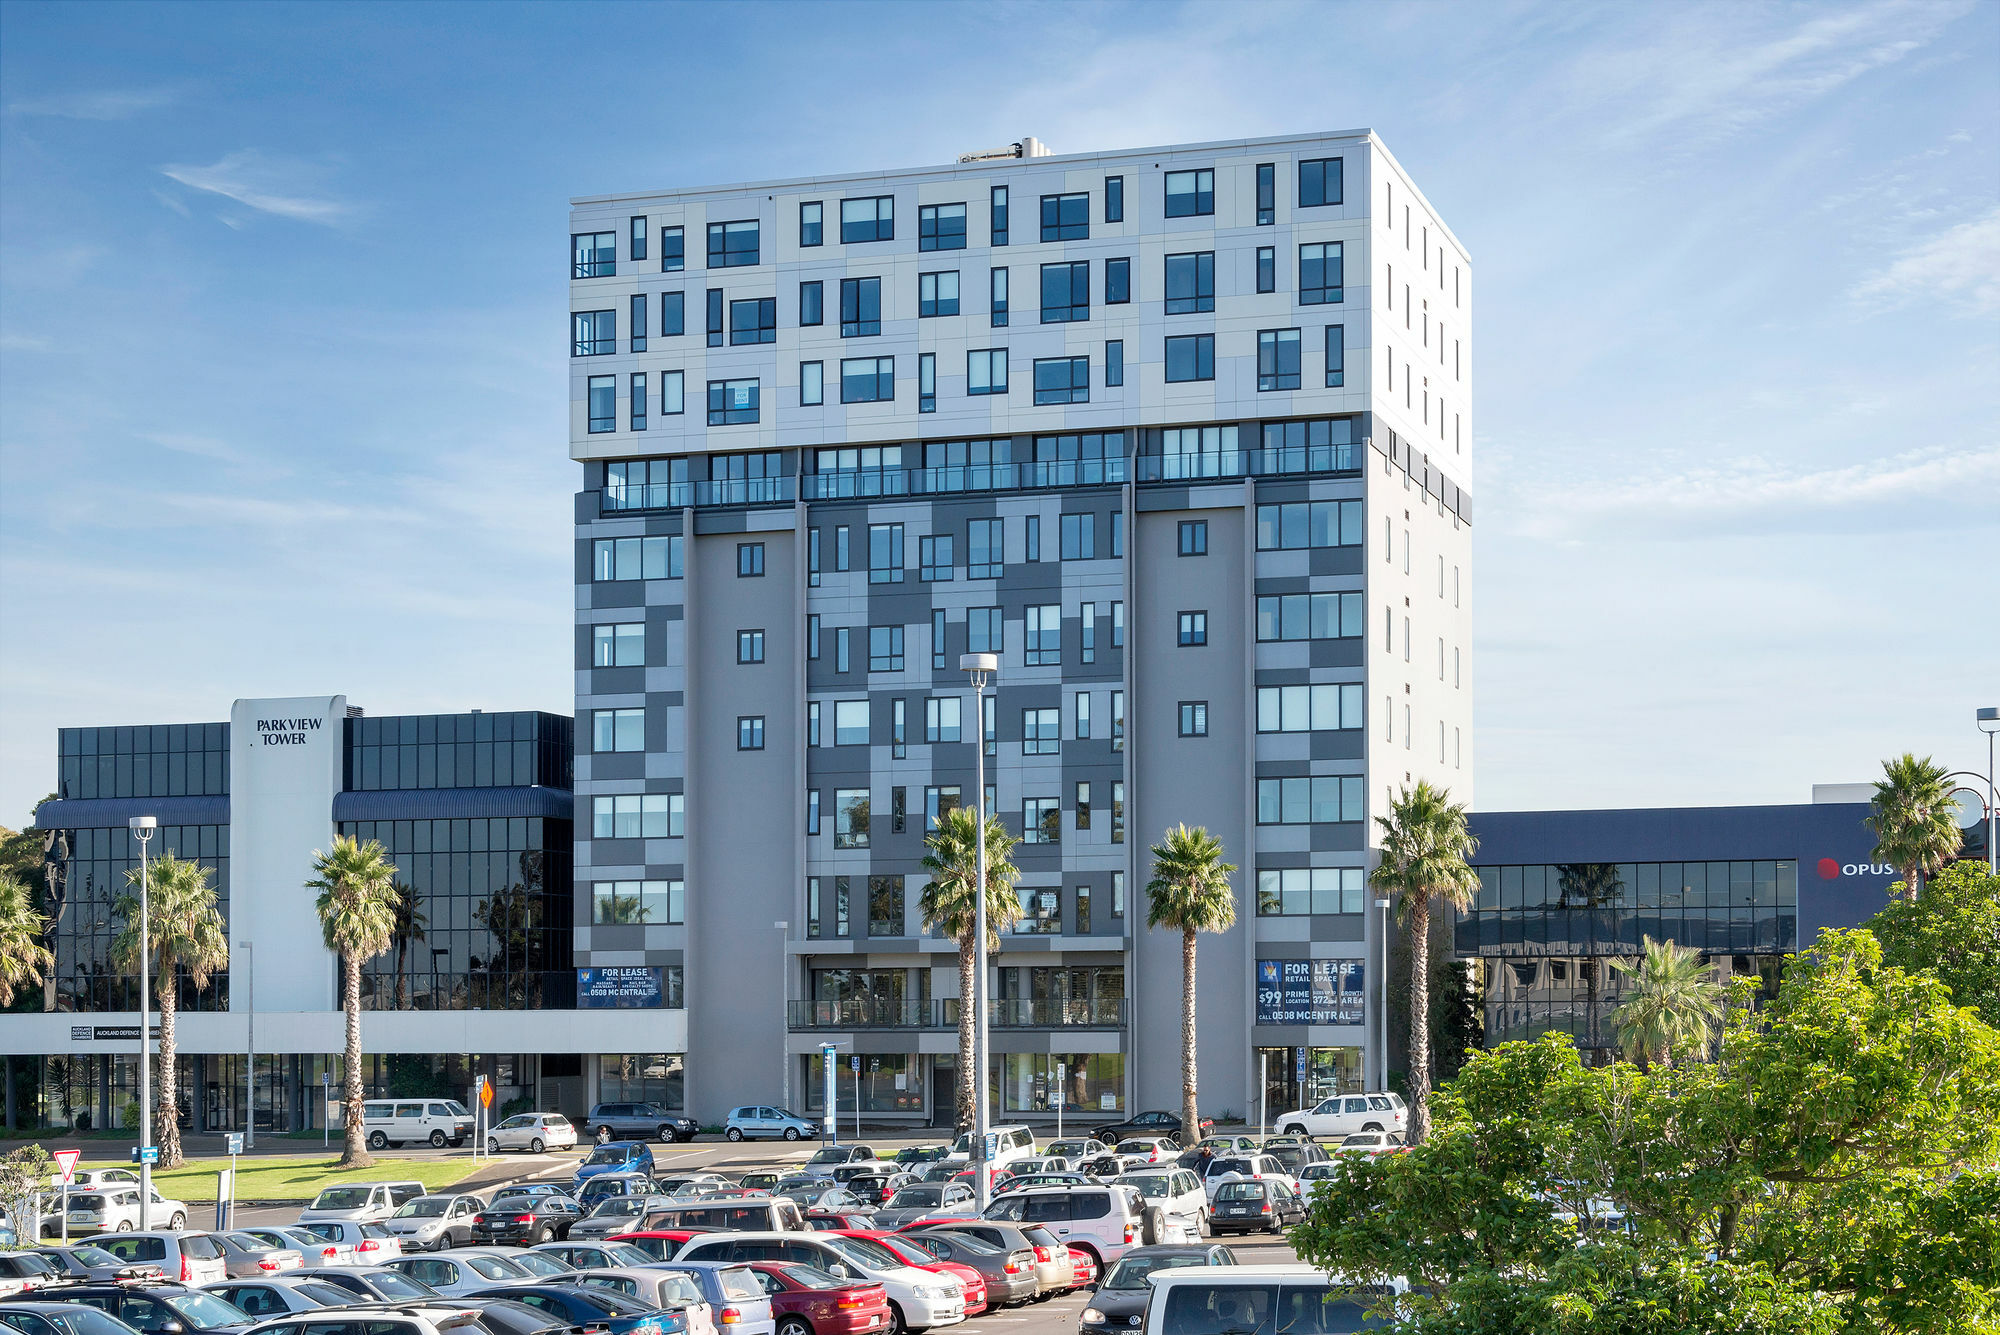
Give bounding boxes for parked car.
[870,1185,975,1232]
[1090,1112,1211,1148]
[815,1235,985,1318]
[0,1300,157,1335]
[738,1174,783,1193]
[445,1298,575,1335]
[585,1103,700,1145]
[672,1235,959,1333]
[83,1233,228,1286]
[1261,1141,1329,1178]
[1074,1244,1237,1331]
[566,1266,715,1335]
[0,1252,55,1298]
[1196,1156,1297,1202]
[572,1143,656,1190]
[661,1263,777,1335]
[829,1171,902,1208]
[1114,1169,1211,1243]
[1066,1250,1096,1288]
[526,1241,654,1271]
[234,1302,496,1335]
[385,1252,536,1296]
[566,1195,672,1240]
[889,1148,949,1169]
[359,1100,475,1150]
[238,1229,351,1271]
[1035,1142,1099,1173]
[298,1182,428,1225]
[771,1183,865,1215]
[62,1188,191,1235]
[742,1262,892,1335]
[995,1174,1091,1195]
[1190,1136,1261,1157]
[1140,1263,1403,1334]
[800,1147,878,1180]
[656,1174,736,1199]
[471,1198,581,1247]
[803,1215,878,1234]
[881,1229,1036,1308]
[1330,1132,1402,1159]
[982,1187,1144,1268]
[31,1243,162,1281]
[1109,1139,1175,1167]
[1206,1180,1305,1235]
[638,1200,806,1235]
[1077,1153,1151,1181]
[488,1113,579,1155]
[451,1246,575,1280]
[465,1286,683,1335]
[578,1173,657,1209]
[383,1195,486,1252]
[198,1276,357,1316]
[1270,1093,1408,1141]
[3,1282,254,1335]
[942,1127,1036,1172]
[211,1233,302,1279]
[294,1222,402,1263]
[724,1108,817,1142]
[302,1265,440,1304]
[902,1221,1072,1298]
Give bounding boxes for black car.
[1264,1140,1329,1176]
[462,1286,675,1335]
[1076,1245,1239,1331]
[443,1299,574,1335]
[471,1196,583,1245]
[1091,1110,1212,1146]
[2,1282,253,1335]
[893,1145,950,1167]
[1208,1178,1307,1234]
[0,1301,158,1335]
[299,1267,442,1303]
[835,1169,902,1205]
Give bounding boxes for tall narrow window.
[659,226,684,272]
[1111,780,1125,843]
[892,700,908,759]
[1105,175,1124,222]
[868,523,904,584]
[1256,162,1275,225]
[706,289,723,348]
[1111,691,1124,752]
[629,216,648,261]
[630,293,647,351]
[800,360,824,406]
[629,373,646,431]
[587,375,615,433]
[660,290,684,336]
[799,200,824,247]
[918,352,936,413]
[1075,692,1092,739]
[1105,256,1131,304]
[836,526,850,572]
[1325,324,1345,387]
[661,370,683,415]
[990,185,1009,245]
[990,267,1009,327]
[1025,515,1041,562]
[799,280,824,327]
[1256,246,1275,294]
[1105,340,1123,387]
[932,608,949,669]
[1111,601,1123,647]
[1081,601,1097,663]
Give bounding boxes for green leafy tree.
[1867,858,2000,1029]
[1370,781,1479,1143]
[110,853,227,1169]
[1608,933,1724,1068]
[0,1144,52,1244]
[1868,752,1963,897]
[1291,929,2000,1334]
[307,835,399,1167]
[919,807,1021,1132]
[1146,825,1237,1139]
[0,870,53,1011]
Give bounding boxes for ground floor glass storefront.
[793,1051,1128,1124]
[597,1054,684,1111]
[1256,1046,1364,1120]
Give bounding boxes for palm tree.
[1145,825,1237,1142]
[307,835,399,1167]
[0,871,54,1009]
[1609,935,1724,1068]
[110,854,227,1169]
[388,882,426,1011]
[1370,782,1479,1145]
[919,807,1022,1132]
[1868,753,1962,897]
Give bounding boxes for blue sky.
[1,0,1995,827]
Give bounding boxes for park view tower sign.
[230,696,346,1012]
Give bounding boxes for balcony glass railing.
[602,477,795,512]
[1135,444,1361,482]
[803,457,1127,500]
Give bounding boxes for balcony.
[785,997,1128,1031]
[601,477,796,513]
[1135,444,1361,482]
[802,457,1128,501]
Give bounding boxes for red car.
[744,1261,893,1335]
[824,1230,989,1317]
[1066,1247,1097,1288]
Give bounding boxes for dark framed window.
[1325,324,1345,387]
[629,372,646,431]
[737,716,765,750]
[869,624,905,671]
[706,288,723,347]
[587,375,614,433]
[661,370,684,415]
[839,277,881,336]
[707,220,759,267]
[1257,777,1366,826]
[1256,246,1275,293]
[1034,356,1089,405]
[1023,797,1061,844]
[841,356,894,403]
[1178,611,1208,646]
[1041,192,1089,241]
[592,708,644,752]
[1023,707,1060,755]
[1256,591,1364,641]
[801,360,824,406]
[730,297,776,345]
[572,232,614,278]
[800,201,824,247]
[737,629,766,663]
[1105,256,1131,303]
[1105,175,1124,222]
[1061,513,1095,560]
[1299,156,1342,208]
[1255,499,1365,549]
[1040,261,1089,322]
[918,352,936,413]
[990,185,1009,245]
[1301,243,1343,304]
[836,627,850,672]
[1179,520,1208,555]
[990,267,1009,326]
[868,874,905,936]
[572,309,615,356]
[919,203,967,251]
[1256,163,1275,225]
[1105,339,1123,387]
[660,226,684,272]
[1165,169,1214,217]
[919,270,960,317]
[1258,328,1302,390]
[707,378,759,425]
[1025,515,1040,561]
[629,293,647,351]
[967,605,1002,652]
[800,280,823,326]
[629,216,647,260]
[1165,333,1214,382]
[660,290,685,336]
[1165,252,1214,313]
[920,534,954,580]
[968,349,1007,395]
[1179,702,1209,737]
[840,195,894,243]
[1025,604,1061,665]
[967,520,1003,580]
[738,542,765,577]
[931,609,948,669]
[868,522,904,584]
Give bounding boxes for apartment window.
[1104,174,1124,222]
[1179,520,1208,555]
[1025,604,1061,665]
[925,785,963,831]
[834,700,870,747]
[869,624,905,671]
[1325,325,1345,387]
[1041,191,1089,241]
[706,289,723,346]
[1164,252,1215,314]
[592,708,644,753]
[1301,242,1343,304]
[1024,514,1040,561]
[1179,702,1209,737]
[1034,356,1089,404]
[1405,702,1413,748]
[1075,783,1093,835]
[926,696,963,743]
[628,373,646,431]
[735,542,764,577]
[807,614,820,660]
[800,200,824,247]
[867,874,906,937]
[1258,328,1302,390]
[801,360,824,406]
[1075,690,1092,739]
[919,270,961,317]
[1112,601,1124,647]
[990,185,1009,244]
[573,309,615,356]
[1256,683,1365,732]
[932,608,948,670]
[919,533,954,581]
[1299,156,1342,208]
[807,792,821,839]
[1255,500,1364,549]
[660,226,684,271]
[1257,867,1365,917]
[892,704,908,761]
[630,294,647,352]
[1041,261,1089,322]
[1164,168,1214,217]
[1105,257,1131,303]
[736,715,765,750]
[592,534,682,581]
[736,629,765,664]
[660,369,683,415]
[1111,870,1126,917]
[834,877,850,936]
[1110,780,1125,842]
[1105,339,1124,387]
[707,378,760,425]
[990,267,1009,326]
[867,522,904,583]
[1110,690,1125,753]
[1061,513,1095,560]
[1023,708,1060,755]
[1024,796,1061,844]
[807,700,822,747]
[839,277,882,336]
[1257,591,1364,640]
[834,789,870,849]
[571,231,614,278]
[1178,611,1207,646]
[968,349,1007,395]
[730,297,776,345]
[1258,776,1365,825]
[660,290,685,336]
[919,203,966,251]
[840,195,894,243]
[983,696,997,759]
[968,519,1003,579]
[1165,334,1214,382]
[1256,162,1275,224]
[919,352,936,413]
[800,280,824,326]
[592,792,683,839]
[1256,246,1275,293]
[841,356,895,403]
[592,622,645,668]
[707,220,759,268]
[592,879,682,926]
[586,375,615,433]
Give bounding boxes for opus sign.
[1817,858,1898,880]
[1256,958,1365,1025]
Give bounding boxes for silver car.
[32,1243,164,1281]
[242,1227,355,1270]
[200,1275,360,1316]
[213,1231,304,1278]
[386,1251,537,1296]
[565,1194,673,1240]
[382,1195,485,1252]
[871,1182,977,1229]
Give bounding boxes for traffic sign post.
[321,1072,332,1149]
[850,1055,862,1142]
[53,1149,80,1244]
[218,1132,243,1228]
[477,1078,493,1161]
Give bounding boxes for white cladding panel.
[229,695,345,1011]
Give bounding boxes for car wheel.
[449,1137,465,1148]
[778,1319,811,1335]
[530,1138,545,1154]
[116,1220,133,1231]
[783,1127,801,1141]
[488,1137,500,1154]
[885,1302,908,1335]
[431,1130,448,1148]
[726,1127,744,1142]
[1363,1122,1383,1133]
[169,1212,186,1230]
[368,1131,389,1150]
[1198,1211,1212,1238]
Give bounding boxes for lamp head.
[1978,706,1999,733]
[128,815,157,843]
[959,653,999,675]
[1375,897,1390,909]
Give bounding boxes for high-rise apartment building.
[569,131,1474,1124]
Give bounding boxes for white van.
[361,1099,476,1149]
[1143,1264,1406,1335]
[944,1124,1037,1170]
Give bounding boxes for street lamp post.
[1979,708,1999,876]
[961,651,998,1211]
[243,941,254,1151]
[128,816,156,1230]
[1375,897,1390,1090]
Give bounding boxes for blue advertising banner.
[577,966,664,1009]
[1256,958,1365,1025]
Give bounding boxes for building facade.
[568,131,1476,1123]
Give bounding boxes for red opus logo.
[1818,858,1840,880]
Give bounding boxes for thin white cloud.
[1852,206,2000,314]
[158,150,357,226]
[6,87,179,120]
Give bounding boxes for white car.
[296,1220,403,1262]
[231,1302,490,1335]
[1271,1092,1408,1140]
[63,1186,191,1234]
[385,1250,536,1295]
[1115,1168,1211,1241]
[1296,1161,1345,1208]
[1330,1131,1402,1158]
[984,1184,1145,1267]
[487,1112,579,1155]
[944,1125,1038,1171]
[382,1195,485,1252]
[1114,1137,1176,1166]
[1197,1154,1298,1202]
[1037,1140,1100,1172]
[84,1231,228,1285]
[674,1231,965,1331]
[298,1181,427,1224]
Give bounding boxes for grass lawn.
[73,1154,478,1203]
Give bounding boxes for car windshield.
[509,1252,572,1276]
[1118,1176,1172,1198]
[583,1146,628,1165]
[398,1199,451,1217]
[45,1309,150,1335]
[162,1292,252,1325]
[65,1246,122,1266]
[591,1198,648,1217]
[1102,1254,1210,1290]
[372,1272,438,1299]
[605,1244,655,1267]
[819,1235,897,1270]
[311,1187,372,1209]
[807,1148,849,1164]
[1215,1182,1269,1201]
[1048,1141,1092,1156]
[889,1187,943,1207]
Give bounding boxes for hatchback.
[1074,1244,1238,1332]
[488,1113,579,1155]
[658,1262,777,1335]
[572,1143,655,1190]
[744,1262,891,1335]
[886,1230,1035,1309]
[239,1229,352,1271]
[65,1189,192,1236]
[212,1233,302,1279]
[198,1276,357,1317]
[294,1222,401,1263]
[1206,1180,1305,1235]
[870,1185,974,1232]
[0,1253,53,1298]
[236,1301,493,1335]
[724,1108,817,1142]
[566,1267,715,1335]
[902,1222,1071,1298]
[6,1281,253,1335]
[383,1195,486,1253]
[84,1233,229,1286]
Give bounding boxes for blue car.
[572,1140,656,1188]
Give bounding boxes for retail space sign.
[1256,958,1365,1025]
[577,965,666,1008]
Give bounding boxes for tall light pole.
[961,651,998,1210]
[1375,896,1390,1090]
[128,816,156,1230]
[1979,708,1999,876]
[242,941,254,1151]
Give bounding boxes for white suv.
[1115,1167,1211,1241]
[945,1125,1037,1170]
[298,1181,427,1224]
[1142,1264,1406,1335]
[982,1185,1142,1266]
[64,1186,191,1234]
[1272,1092,1407,1140]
